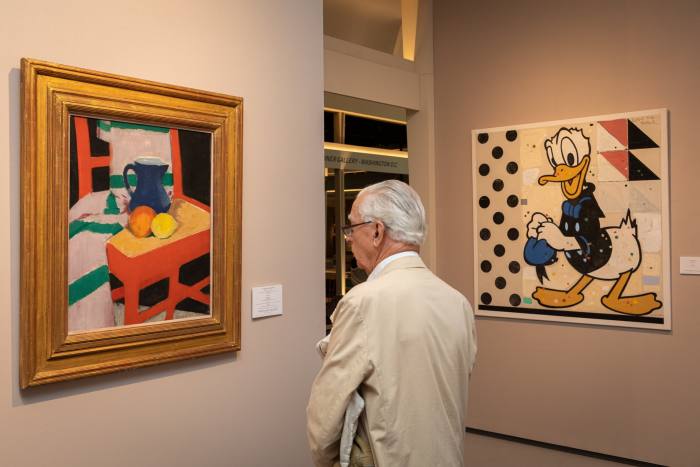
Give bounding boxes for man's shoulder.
[331,281,371,317]
[333,275,395,315]
[338,280,375,306]
[382,264,463,291]
[347,267,467,304]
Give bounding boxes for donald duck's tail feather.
[620,209,638,236]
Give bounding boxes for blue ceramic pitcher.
[123,157,171,213]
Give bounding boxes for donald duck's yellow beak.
[538,156,590,200]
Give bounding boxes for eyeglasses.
[341,221,373,240]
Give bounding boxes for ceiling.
[323,0,402,54]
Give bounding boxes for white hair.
[357,180,426,245]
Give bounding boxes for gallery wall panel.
[0,1,323,466]
[434,1,700,465]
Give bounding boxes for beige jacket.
[307,256,477,467]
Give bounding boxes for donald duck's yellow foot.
[532,287,585,308]
[601,293,662,316]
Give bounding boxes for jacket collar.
[374,254,427,279]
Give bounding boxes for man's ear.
[373,222,385,246]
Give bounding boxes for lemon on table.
[151,213,178,239]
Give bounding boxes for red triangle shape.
[601,150,630,179]
[599,119,628,148]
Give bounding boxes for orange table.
[107,198,211,325]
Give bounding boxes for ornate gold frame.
[20,58,243,387]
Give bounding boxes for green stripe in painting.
[69,220,123,239]
[110,173,173,189]
[97,120,110,132]
[68,265,110,306]
[97,120,169,133]
[103,192,120,215]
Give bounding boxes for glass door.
[324,98,409,330]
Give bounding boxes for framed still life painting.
[472,109,670,330]
[20,58,243,387]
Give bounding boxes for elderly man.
[307,180,477,467]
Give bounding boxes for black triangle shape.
[628,152,660,181]
[628,120,659,149]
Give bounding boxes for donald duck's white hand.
[537,221,579,250]
[527,213,549,238]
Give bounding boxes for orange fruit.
[128,206,156,238]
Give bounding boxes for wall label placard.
[252,284,283,319]
[680,257,700,275]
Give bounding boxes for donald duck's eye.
[560,137,579,166]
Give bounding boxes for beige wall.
[324,35,420,111]
[0,1,324,466]
[434,1,700,466]
[407,0,438,270]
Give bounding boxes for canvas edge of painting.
[470,108,670,331]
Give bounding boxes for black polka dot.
[479,196,490,208]
[480,260,492,273]
[494,244,505,257]
[506,130,518,142]
[478,164,490,176]
[508,261,520,273]
[507,228,519,240]
[507,195,519,207]
[478,133,489,144]
[492,146,503,159]
[495,276,506,289]
[509,294,521,306]
[506,161,519,174]
[481,293,492,305]
[492,179,504,191]
[493,212,504,224]
[479,228,491,241]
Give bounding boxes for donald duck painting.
[523,127,662,316]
